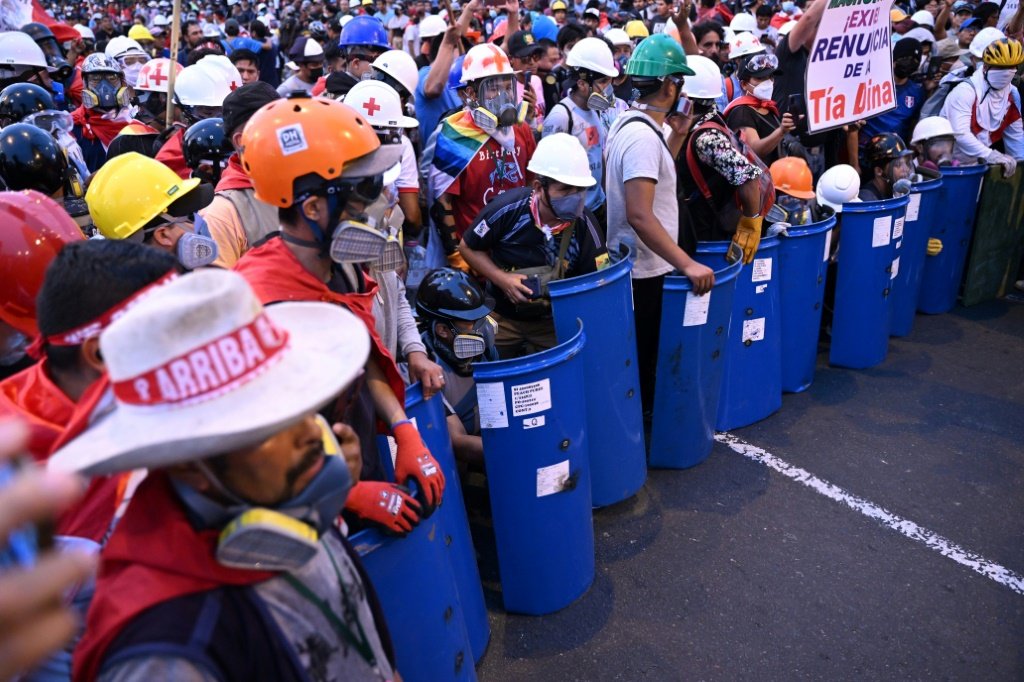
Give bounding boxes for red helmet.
[0,190,85,336]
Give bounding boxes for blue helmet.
[339,16,389,50]
[531,13,558,42]
[448,54,466,91]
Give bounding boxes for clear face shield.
[471,75,525,131]
[885,155,914,184]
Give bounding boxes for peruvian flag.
[1,0,81,42]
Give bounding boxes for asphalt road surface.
[475,299,1024,681]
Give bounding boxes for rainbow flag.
[430,110,489,196]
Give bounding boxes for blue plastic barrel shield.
[548,246,645,507]
[694,238,783,430]
[776,216,836,393]
[890,177,942,335]
[648,260,743,469]
[918,165,988,314]
[472,323,594,615]
[353,520,476,682]
[829,195,909,369]
[403,384,490,662]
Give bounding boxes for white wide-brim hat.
[49,270,370,477]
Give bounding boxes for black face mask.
[893,57,918,79]
[308,66,324,80]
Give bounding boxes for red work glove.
[392,420,446,517]
[345,481,422,536]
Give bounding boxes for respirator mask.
[471,75,527,132]
[922,136,955,168]
[885,155,914,184]
[171,415,352,571]
[325,175,389,264]
[433,316,498,375]
[775,193,812,226]
[586,79,615,111]
[82,72,131,110]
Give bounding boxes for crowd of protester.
[1,0,1023,676]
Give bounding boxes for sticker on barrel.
[537,460,570,497]
[872,216,892,248]
[478,382,509,429]
[512,379,552,417]
[683,290,711,326]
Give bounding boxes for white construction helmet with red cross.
[459,43,516,84]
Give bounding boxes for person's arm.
[366,358,408,426]
[732,111,795,159]
[736,176,762,217]
[458,239,536,303]
[933,0,949,40]
[789,0,826,51]
[498,0,521,51]
[446,414,484,465]
[1007,0,1024,41]
[1002,116,1024,160]
[424,0,481,97]
[398,191,421,233]
[673,0,699,55]
[393,277,445,398]
[623,178,715,293]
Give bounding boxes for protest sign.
[804,0,895,133]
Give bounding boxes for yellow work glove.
[926,238,943,256]
[730,214,764,265]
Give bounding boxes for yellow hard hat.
[128,24,155,42]
[86,152,203,240]
[551,0,568,11]
[625,20,649,40]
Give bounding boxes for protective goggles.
[325,174,385,205]
[744,53,779,73]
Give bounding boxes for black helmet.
[865,132,912,170]
[416,268,492,322]
[0,83,55,127]
[183,117,231,168]
[0,123,69,194]
[20,23,71,79]
[19,22,55,42]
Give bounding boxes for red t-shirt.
[446,123,536,240]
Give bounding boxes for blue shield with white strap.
[648,259,742,469]
[890,177,942,335]
[777,215,835,392]
[472,322,594,615]
[829,195,908,368]
[695,238,782,430]
[548,246,645,507]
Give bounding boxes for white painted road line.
[715,432,1024,597]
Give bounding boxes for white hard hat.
[175,63,232,106]
[604,28,631,47]
[527,133,596,188]
[778,20,797,36]
[0,32,52,71]
[816,164,862,214]
[460,43,516,83]
[344,80,418,128]
[74,24,96,40]
[135,57,183,92]
[729,31,765,60]
[680,54,723,99]
[565,37,619,78]
[729,12,758,33]
[373,49,419,96]
[151,13,170,26]
[105,36,145,60]
[202,23,222,38]
[340,14,355,28]
[911,115,955,144]
[197,54,243,92]
[419,14,448,38]
[970,27,1005,58]
[910,9,935,27]
[904,27,935,45]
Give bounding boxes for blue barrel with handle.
[648,259,742,469]
[829,195,908,368]
[695,238,782,430]
[472,322,593,615]
[918,164,987,314]
[890,177,942,335]
[777,215,836,392]
[402,384,490,662]
[548,245,645,507]
[352,514,476,682]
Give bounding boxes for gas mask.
[362,188,406,272]
[171,415,352,571]
[884,156,914,184]
[329,211,388,264]
[176,229,220,270]
[433,316,497,376]
[471,75,527,132]
[615,54,630,76]
[922,136,955,168]
[21,109,90,181]
[775,193,812,226]
[586,80,615,111]
[985,67,1015,90]
[82,73,131,110]
[37,37,72,81]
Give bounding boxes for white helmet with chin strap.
[816,164,862,214]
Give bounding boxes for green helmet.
[626,33,696,78]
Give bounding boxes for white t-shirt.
[605,109,678,280]
[276,74,315,97]
[397,134,419,192]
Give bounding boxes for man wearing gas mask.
[542,37,627,227]
[458,133,607,358]
[909,116,955,258]
[429,42,537,271]
[47,269,399,682]
[858,133,915,202]
[234,94,447,538]
[767,156,821,227]
[941,37,1024,176]
[415,268,499,465]
[85,151,221,271]
[70,53,143,172]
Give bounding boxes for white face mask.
[986,68,1015,90]
[123,62,144,87]
[751,79,774,100]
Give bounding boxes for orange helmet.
[769,157,816,200]
[0,190,85,336]
[239,93,391,208]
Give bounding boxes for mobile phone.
[675,96,693,117]
[523,274,544,299]
[786,93,804,117]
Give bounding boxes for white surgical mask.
[751,79,774,100]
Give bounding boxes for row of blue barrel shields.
[346,164,997,679]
